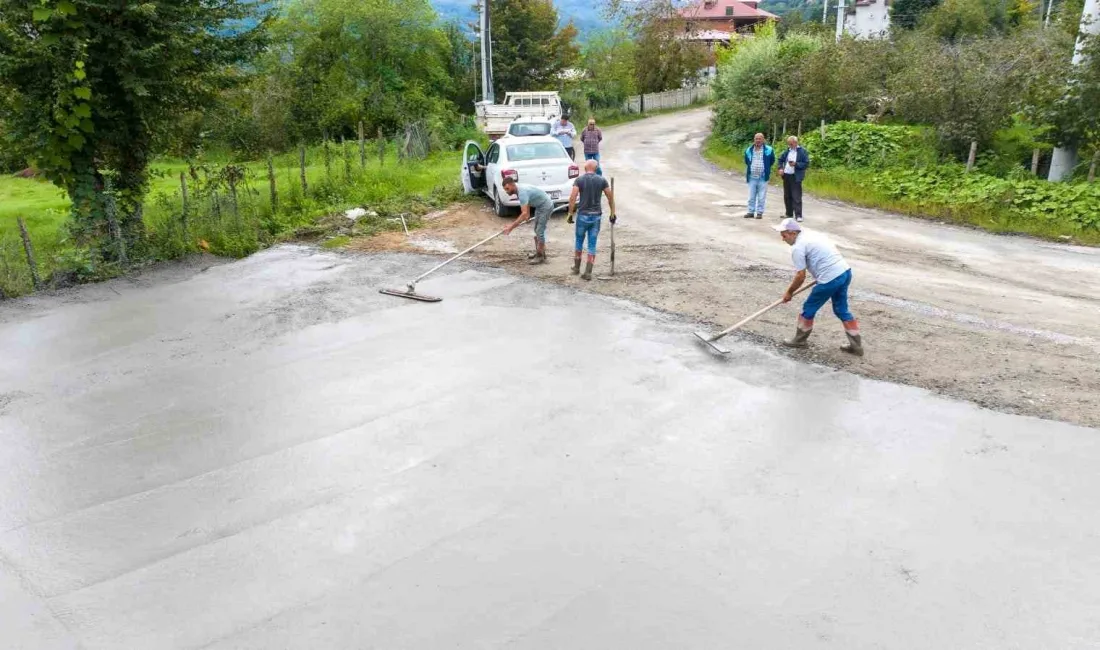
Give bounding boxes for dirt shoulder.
[349,201,1100,429]
[349,109,1100,428]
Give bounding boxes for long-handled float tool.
[694,281,817,354]
[597,176,616,281]
[379,218,530,302]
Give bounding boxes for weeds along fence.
[0,121,458,299]
[622,85,713,114]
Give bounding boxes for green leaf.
[75,61,85,69]
[73,69,86,81]
[73,87,91,100]
[32,7,53,21]
[42,33,60,46]
[67,133,86,149]
[57,1,77,16]
[79,118,95,133]
[73,103,92,118]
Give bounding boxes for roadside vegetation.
[709,2,1100,242]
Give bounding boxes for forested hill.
[430,0,612,36]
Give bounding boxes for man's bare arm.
[783,269,807,302]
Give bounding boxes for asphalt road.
[2,247,1098,648]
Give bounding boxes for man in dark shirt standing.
[567,160,616,280]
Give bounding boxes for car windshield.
[509,123,551,137]
[506,143,566,162]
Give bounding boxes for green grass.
[703,137,1100,246]
[1,144,461,297]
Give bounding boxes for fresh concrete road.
[1,247,1098,648]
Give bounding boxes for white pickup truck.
[475,92,564,140]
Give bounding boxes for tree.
[609,0,708,94]
[579,29,637,108]
[892,0,944,30]
[0,0,270,249]
[489,0,580,93]
[272,0,455,139]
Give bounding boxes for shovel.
[597,176,616,281]
[694,281,817,354]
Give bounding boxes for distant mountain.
[430,0,614,38]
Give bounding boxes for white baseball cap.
[772,218,802,233]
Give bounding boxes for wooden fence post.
[267,156,278,214]
[966,141,978,173]
[358,120,366,168]
[228,171,240,227]
[342,135,351,180]
[377,127,385,167]
[16,217,42,290]
[299,144,308,193]
[820,119,826,139]
[180,172,189,218]
[781,119,787,139]
[323,133,332,178]
[1030,149,1041,175]
[1089,150,1098,183]
[797,120,802,138]
[103,178,128,266]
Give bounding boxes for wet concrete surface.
[2,246,1099,649]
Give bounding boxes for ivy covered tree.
[0,0,270,254]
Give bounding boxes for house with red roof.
[679,0,778,34]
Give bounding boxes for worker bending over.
[567,160,616,280]
[502,177,554,264]
[774,218,863,356]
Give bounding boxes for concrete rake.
[694,281,816,354]
[380,205,563,302]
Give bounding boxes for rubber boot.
[572,252,582,275]
[528,240,546,265]
[840,320,864,356]
[527,237,540,260]
[581,254,595,280]
[782,316,813,348]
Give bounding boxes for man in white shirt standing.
[551,115,577,161]
[774,218,862,356]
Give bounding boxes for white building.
[843,0,891,39]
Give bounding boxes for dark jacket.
[744,144,776,182]
[776,146,810,181]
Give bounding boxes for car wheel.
[494,188,510,218]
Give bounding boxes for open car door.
[461,141,486,195]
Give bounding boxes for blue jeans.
[584,152,602,176]
[801,269,854,322]
[747,177,767,214]
[575,213,601,255]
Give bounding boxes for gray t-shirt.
[516,184,553,212]
[573,173,608,215]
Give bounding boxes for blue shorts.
[801,269,854,322]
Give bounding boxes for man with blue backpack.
[743,132,775,219]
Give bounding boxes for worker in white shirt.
[774,218,862,356]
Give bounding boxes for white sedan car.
[461,136,579,217]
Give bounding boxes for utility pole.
[836,0,845,41]
[1044,0,1055,27]
[823,0,829,24]
[1049,0,1100,180]
[479,0,494,104]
